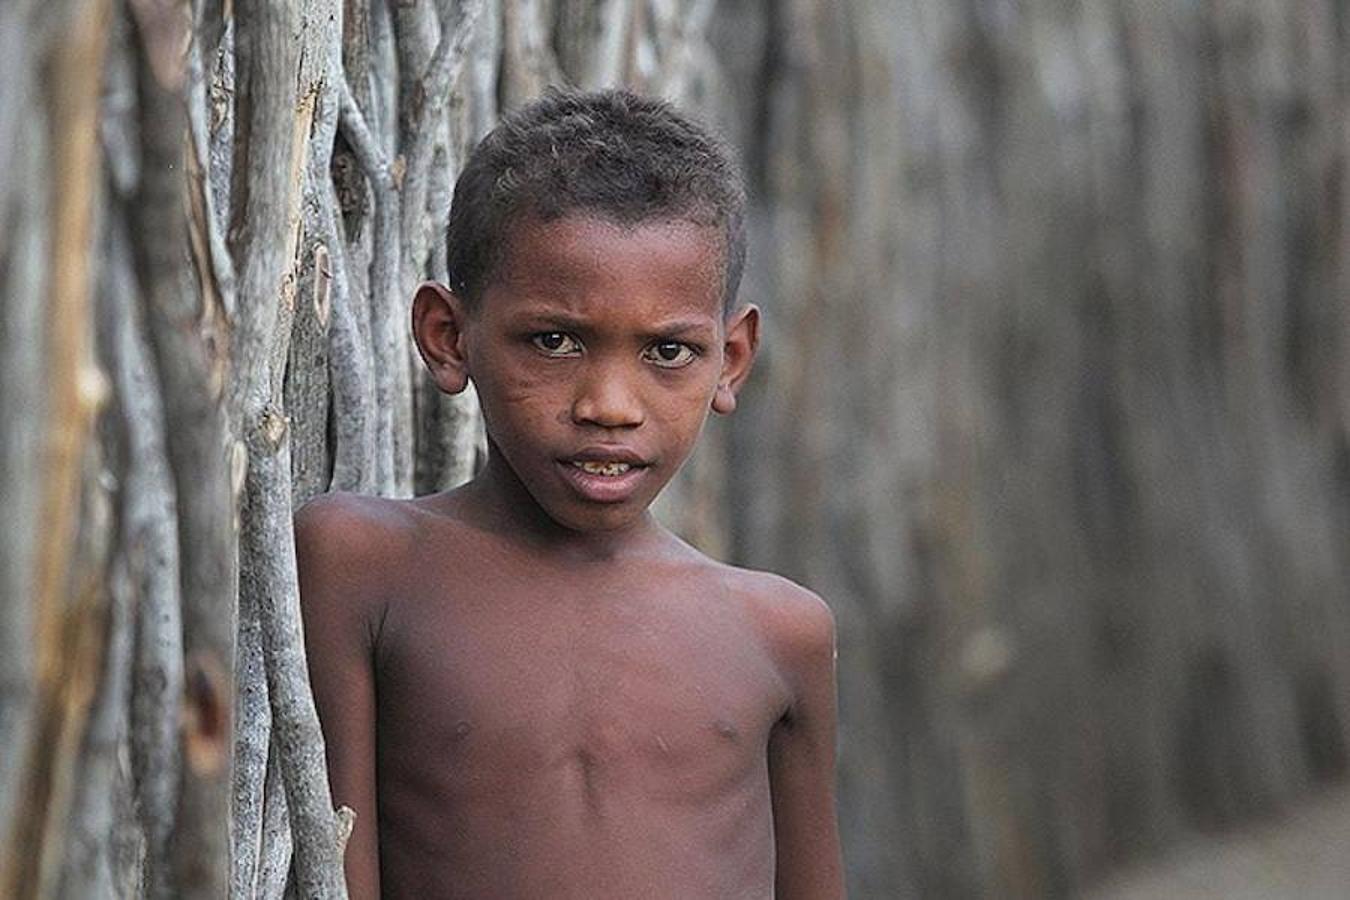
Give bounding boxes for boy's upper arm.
[763,580,845,900]
[295,494,387,900]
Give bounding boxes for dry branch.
[289,10,345,504]
[554,0,632,88]
[320,178,378,493]
[3,1,113,894]
[31,442,115,898]
[500,0,562,110]
[229,1,352,893]
[54,551,133,900]
[207,18,236,265]
[227,0,306,430]
[240,410,348,899]
[102,207,185,900]
[187,35,238,324]
[400,0,484,278]
[256,743,295,900]
[339,80,405,495]
[464,0,501,140]
[231,574,272,898]
[368,0,399,153]
[130,4,236,893]
[287,241,336,505]
[0,0,48,872]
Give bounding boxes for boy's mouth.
[570,460,634,476]
[558,450,652,504]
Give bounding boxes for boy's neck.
[460,443,667,562]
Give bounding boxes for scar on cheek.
[713,719,739,741]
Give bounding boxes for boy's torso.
[349,493,794,899]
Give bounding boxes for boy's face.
[416,214,758,533]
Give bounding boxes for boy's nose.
[571,368,645,429]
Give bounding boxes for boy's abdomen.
[376,753,775,899]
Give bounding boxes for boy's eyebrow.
[506,309,718,338]
[505,308,591,329]
[640,318,718,339]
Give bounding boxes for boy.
[296,88,844,899]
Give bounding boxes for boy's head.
[445,87,747,314]
[414,88,759,533]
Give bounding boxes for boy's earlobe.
[411,281,470,395]
[712,304,760,415]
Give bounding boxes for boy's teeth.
[574,460,632,476]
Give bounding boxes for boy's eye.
[643,341,698,369]
[531,332,582,356]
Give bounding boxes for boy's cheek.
[472,369,560,412]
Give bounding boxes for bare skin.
[296,215,844,899]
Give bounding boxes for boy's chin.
[496,452,680,535]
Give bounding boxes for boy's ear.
[411,281,471,394]
[712,303,760,415]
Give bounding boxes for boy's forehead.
[502,212,724,266]
[486,213,727,316]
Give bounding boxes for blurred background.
[2,0,1348,897]
[677,3,1350,897]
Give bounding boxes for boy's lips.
[557,448,651,503]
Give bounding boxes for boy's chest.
[374,577,789,801]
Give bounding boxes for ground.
[1085,785,1350,900]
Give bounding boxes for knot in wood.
[182,652,230,776]
[251,404,289,453]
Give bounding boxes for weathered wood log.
[104,203,185,900]
[129,1,236,893]
[0,0,50,873]
[241,409,348,899]
[2,1,114,896]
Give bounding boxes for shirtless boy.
[296,88,844,899]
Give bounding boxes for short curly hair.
[445,87,747,312]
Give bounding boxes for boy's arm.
[766,586,845,900]
[295,496,383,899]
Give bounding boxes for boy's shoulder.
[678,549,837,671]
[705,561,837,707]
[293,490,424,556]
[292,491,431,610]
